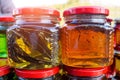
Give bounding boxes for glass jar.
[0,66,11,80]
[0,16,14,67]
[60,6,114,68]
[15,67,60,80]
[62,66,108,80]
[114,19,120,78]
[7,7,60,69]
[114,19,120,51]
[115,53,120,78]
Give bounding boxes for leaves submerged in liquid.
[7,26,59,69]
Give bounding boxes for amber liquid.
[60,24,114,68]
[7,24,60,69]
[115,28,120,50]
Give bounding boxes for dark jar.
[0,66,11,80]
[60,6,114,68]
[15,67,60,80]
[7,7,60,69]
[0,16,14,67]
[62,66,108,80]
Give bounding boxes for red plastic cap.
[13,7,60,17]
[63,6,109,16]
[0,16,14,22]
[64,66,108,77]
[0,66,10,76]
[106,18,112,22]
[15,67,59,78]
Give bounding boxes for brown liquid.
[7,24,60,69]
[60,24,114,68]
[115,28,120,49]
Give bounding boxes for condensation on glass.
[61,6,114,68]
[7,7,60,69]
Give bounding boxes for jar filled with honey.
[0,16,14,67]
[61,6,114,68]
[114,19,120,51]
[7,7,60,69]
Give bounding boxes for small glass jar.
[61,6,114,68]
[114,19,120,78]
[0,66,11,80]
[15,67,60,80]
[114,19,120,51]
[0,16,14,67]
[62,66,108,80]
[7,7,60,69]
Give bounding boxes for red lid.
[15,67,59,78]
[0,16,14,22]
[63,6,109,16]
[0,66,10,76]
[13,7,60,17]
[106,18,112,22]
[64,66,108,77]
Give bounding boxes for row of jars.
[0,6,120,79]
[6,6,114,69]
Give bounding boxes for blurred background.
[13,0,120,19]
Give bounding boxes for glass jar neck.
[0,22,14,26]
[64,14,106,24]
[15,15,59,25]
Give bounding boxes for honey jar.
[60,6,114,68]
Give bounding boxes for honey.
[61,6,114,68]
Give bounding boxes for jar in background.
[7,7,60,69]
[114,19,120,51]
[0,16,14,67]
[62,66,108,80]
[15,67,60,80]
[61,6,114,68]
[114,19,120,78]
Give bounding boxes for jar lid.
[0,16,14,22]
[106,18,112,23]
[64,66,107,77]
[0,66,10,76]
[63,6,109,16]
[13,7,60,17]
[15,67,59,78]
